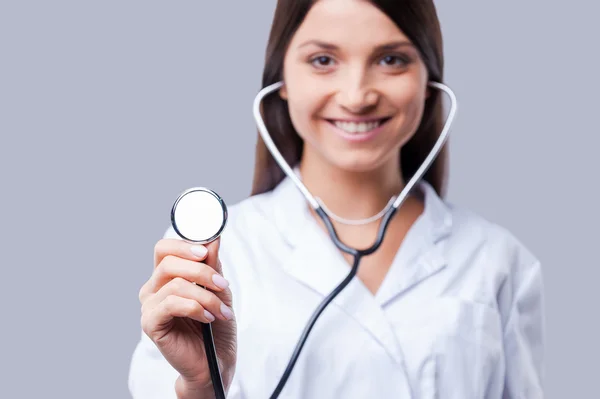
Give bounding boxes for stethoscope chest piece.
[170,187,228,244]
[169,187,229,399]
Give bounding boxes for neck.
[298,152,405,221]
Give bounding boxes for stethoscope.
[169,80,457,399]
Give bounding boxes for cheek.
[392,83,427,130]
[286,95,314,139]
[283,63,329,138]
[285,92,326,140]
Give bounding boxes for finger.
[139,279,152,304]
[142,295,215,338]
[153,238,210,269]
[141,239,227,305]
[151,256,230,294]
[144,277,234,321]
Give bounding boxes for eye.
[310,55,336,68]
[379,54,411,68]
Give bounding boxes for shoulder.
[417,181,540,278]
[450,203,539,266]
[442,201,542,293]
[427,199,545,334]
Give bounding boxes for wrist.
[174,361,236,399]
[175,377,215,399]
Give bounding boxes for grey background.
[0,1,597,398]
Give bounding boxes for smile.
[324,117,393,143]
[326,117,392,134]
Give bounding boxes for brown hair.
[251,0,448,197]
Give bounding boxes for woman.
[130,0,545,398]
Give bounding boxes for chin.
[327,150,395,173]
[301,130,403,174]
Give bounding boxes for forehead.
[290,0,410,48]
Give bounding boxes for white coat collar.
[265,170,453,366]
[269,169,452,250]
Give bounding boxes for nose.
[335,72,379,113]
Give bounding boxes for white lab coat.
[128,175,545,399]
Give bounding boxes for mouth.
[325,117,392,134]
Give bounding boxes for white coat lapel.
[271,176,406,365]
[375,180,452,307]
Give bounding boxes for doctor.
[129,0,545,398]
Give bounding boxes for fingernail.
[190,245,207,258]
[212,274,229,289]
[204,310,215,322]
[220,303,234,320]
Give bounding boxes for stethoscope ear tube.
[253,82,321,210]
[391,81,458,210]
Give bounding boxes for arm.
[128,331,180,399]
[502,260,545,398]
[128,331,244,399]
[174,377,227,399]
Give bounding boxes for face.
[280,0,430,173]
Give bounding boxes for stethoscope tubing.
[202,323,226,399]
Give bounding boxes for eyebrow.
[297,40,415,51]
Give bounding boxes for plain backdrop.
[1,1,598,398]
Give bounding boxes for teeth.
[334,120,381,133]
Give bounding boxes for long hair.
[251,0,448,197]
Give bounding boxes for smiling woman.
[255,0,447,202]
[129,1,545,398]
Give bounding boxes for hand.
[139,237,237,396]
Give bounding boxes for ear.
[279,84,288,100]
